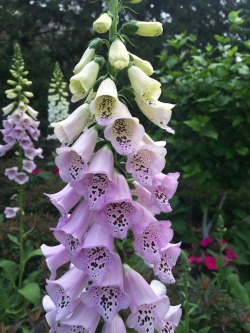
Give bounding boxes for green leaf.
[192,55,208,66]
[7,234,20,246]
[22,328,32,333]
[18,282,41,306]
[225,273,249,304]
[198,328,211,333]
[23,248,43,265]
[227,45,238,57]
[0,260,18,285]
[214,34,230,44]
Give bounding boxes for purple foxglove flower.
[94,172,143,239]
[14,172,29,185]
[24,147,43,160]
[55,127,98,183]
[81,262,130,322]
[0,142,15,156]
[153,242,181,284]
[11,124,25,140]
[58,302,100,333]
[52,103,92,144]
[46,266,88,320]
[52,200,93,253]
[2,120,13,129]
[151,172,180,213]
[126,143,166,187]
[22,159,36,173]
[89,78,131,126]
[41,243,72,280]
[72,223,121,284]
[5,166,18,180]
[104,117,145,155]
[101,313,127,333]
[4,206,19,218]
[155,304,182,333]
[8,109,23,124]
[123,264,170,333]
[131,181,160,215]
[19,135,33,149]
[42,295,59,333]
[134,221,173,264]
[26,126,40,141]
[74,145,116,210]
[46,183,81,219]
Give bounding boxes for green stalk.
[108,0,119,42]
[18,187,24,287]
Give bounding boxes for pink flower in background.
[200,237,214,247]
[225,248,238,260]
[32,169,44,175]
[204,255,217,270]
[188,255,202,264]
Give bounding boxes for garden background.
[0,0,250,332]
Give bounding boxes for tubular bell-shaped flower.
[134,221,173,264]
[126,142,166,187]
[123,264,170,333]
[153,242,182,284]
[104,116,145,155]
[46,183,81,220]
[55,127,98,183]
[150,172,180,213]
[46,265,88,320]
[72,223,120,284]
[94,172,143,239]
[51,103,92,144]
[135,95,175,134]
[81,262,130,322]
[128,65,161,103]
[41,244,72,280]
[89,78,130,126]
[58,302,100,333]
[52,200,93,253]
[73,145,116,210]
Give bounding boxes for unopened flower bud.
[7,80,16,86]
[129,52,154,76]
[122,21,163,37]
[24,91,34,98]
[15,85,22,91]
[109,39,130,70]
[93,13,112,34]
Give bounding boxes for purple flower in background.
[4,207,20,218]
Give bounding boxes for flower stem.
[108,0,119,41]
[18,188,24,287]
[17,146,25,287]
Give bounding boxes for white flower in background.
[47,62,70,140]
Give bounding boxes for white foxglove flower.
[109,39,130,70]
